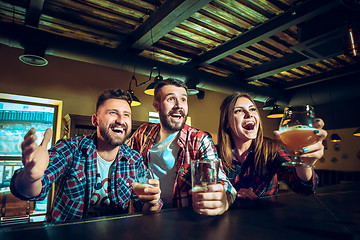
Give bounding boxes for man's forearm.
[14,170,43,198]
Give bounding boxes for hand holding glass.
[278,105,320,167]
[191,159,219,214]
[133,169,155,195]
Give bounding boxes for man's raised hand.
[21,128,52,182]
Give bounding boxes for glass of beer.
[191,158,219,214]
[278,105,320,167]
[133,168,155,196]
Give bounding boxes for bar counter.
[1,182,359,240]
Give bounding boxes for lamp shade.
[263,97,276,110]
[187,89,199,95]
[330,133,341,142]
[144,75,163,96]
[267,105,283,119]
[19,41,48,66]
[127,90,141,106]
[354,127,360,137]
[144,81,157,96]
[186,80,199,95]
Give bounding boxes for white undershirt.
[90,155,115,207]
[148,131,180,208]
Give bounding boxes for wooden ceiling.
[0,0,359,103]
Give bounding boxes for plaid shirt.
[11,134,147,222]
[227,145,319,197]
[126,123,237,208]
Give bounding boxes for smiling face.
[153,85,188,133]
[228,97,260,143]
[92,98,132,147]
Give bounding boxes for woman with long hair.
[217,92,327,199]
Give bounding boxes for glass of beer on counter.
[133,168,155,196]
[191,158,219,214]
[278,105,320,167]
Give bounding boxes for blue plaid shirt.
[11,134,148,222]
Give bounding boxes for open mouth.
[169,110,184,121]
[110,125,126,135]
[242,121,255,131]
[171,113,182,120]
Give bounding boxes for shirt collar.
[232,147,254,166]
[177,123,190,146]
[81,132,135,164]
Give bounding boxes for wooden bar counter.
[1,182,359,240]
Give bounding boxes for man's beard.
[99,123,130,146]
[159,107,187,132]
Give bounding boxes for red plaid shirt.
[227,145,319,197]
[127,123,237,208]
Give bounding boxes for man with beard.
[10,89,161,222]
[127,78,236,215]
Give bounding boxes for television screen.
[0,93,62,224]
[0,93,63,160]
[0,101,55,157]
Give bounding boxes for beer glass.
[133,168,155,195]
[191,158,219,214]
[278,105,319,167]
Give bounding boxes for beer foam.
[279,125,315,133]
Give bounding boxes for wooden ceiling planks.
[0,0,358,95]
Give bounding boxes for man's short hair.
[96,89,131,112]
[154,78,188,101]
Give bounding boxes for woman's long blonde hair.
[217,93,277,176]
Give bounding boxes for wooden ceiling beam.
[118,0,212,51]
[186,0,341,67]
[283,62,360,90]
[239,52,310,80]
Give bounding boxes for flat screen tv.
[0,93,63,160]
[0,93,62,223]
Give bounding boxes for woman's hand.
[274,118,327,167]
[299,118,327,167]
[237,187,258,200]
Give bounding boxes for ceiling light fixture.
[263,97,283,118]
[263,97,276,110]
[196,90,205,100]
[330,133,341,142]
[19,41,48,66]
[127,89,141,107]
[346,25,359,57]
[144,66,163,96]
[354,127,360,137]
[267,105,284,119]
[127,75,141,106]
[185,79,199,95]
